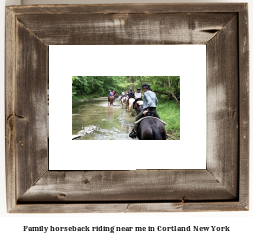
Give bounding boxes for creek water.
[72,97,135,140]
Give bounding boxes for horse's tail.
[152,123,163,140]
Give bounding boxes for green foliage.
[72,76,180,102]
[72,76,127,100]
[156,100,180,139]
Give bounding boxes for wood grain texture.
[10,202,247,213]
[238,4,249,208]
[5,3,249,213]
[16,13,236,45]
[125,202,248,213]
[5,7,16,212]
[7,3,246,15]
[15,20,48,200]
[18,170,236,202]
[206,16,239,198]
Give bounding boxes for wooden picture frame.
[5,3,249,213]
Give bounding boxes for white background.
[49,45,206,170]
[0,0,252,237]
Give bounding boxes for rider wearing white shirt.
[133,88,143,111]
[135,91,141,99]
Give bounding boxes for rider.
[129,83,160,139]
[111,90,115,100]
[132,88,143,111]
[120,90,126,101]
[128,89,135,99]
[127,89,135,106]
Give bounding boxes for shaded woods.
[72,76,180,103]
[72,76,180,139]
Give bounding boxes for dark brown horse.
[108,96,114,106]
[137,118,166,140]
[134,101,143,115]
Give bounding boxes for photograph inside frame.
[72,76,180,140]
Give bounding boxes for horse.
[127,98,135,112]
[108,96,114,106]
[121,96,128,108]
[134,100,143,115]
[137,117,167,140]
[114,92,118,99]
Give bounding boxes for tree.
[168,76,180,107]
[131,76,134,91]
[72,76,180,104]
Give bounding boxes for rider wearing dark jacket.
[128,89,135,99]
[129,84,160,139]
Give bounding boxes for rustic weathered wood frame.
[5,4,249,213]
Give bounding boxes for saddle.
[135,116,167,125]
[146,112,155,117]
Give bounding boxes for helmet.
[142,83,150,89]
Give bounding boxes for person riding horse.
[108,90,115,106]
[129,84,160,139]
[132,88,143,111]
[127,89,135,106]
[120,90,126,101]
[109,90,117,100]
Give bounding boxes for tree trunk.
[168,76,180,108]
[139,76,142,89]
[131,76,134,91]
[175,80,179,95]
